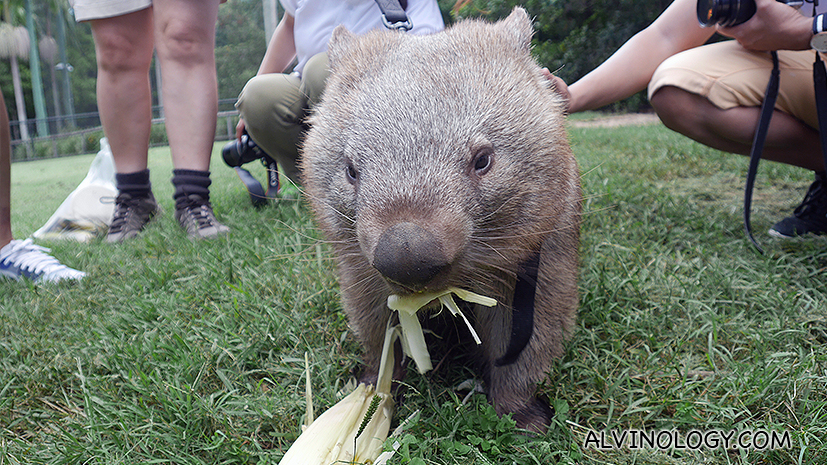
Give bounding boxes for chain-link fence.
[9,99,239,162]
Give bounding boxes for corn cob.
[278,327,399,464]
[278,288,495,464]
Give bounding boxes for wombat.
[300,7,580,433]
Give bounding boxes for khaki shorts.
[70,0,151,21]
[648,40,820,129]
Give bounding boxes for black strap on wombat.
[742,51,780,254]
[495,252,539,367]
[374,0,412,31]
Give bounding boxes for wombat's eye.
[345,160,359,185]
[472,147,494,175]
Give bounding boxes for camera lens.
[697,0,756,27]
[222,132,265,167]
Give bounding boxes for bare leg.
[90,8,155,174]
[0,88,12,247]
[151,0,220,171]
[651,86,825,172]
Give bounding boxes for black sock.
[116,169,152,198]
[172,169,211,208]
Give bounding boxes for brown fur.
[300,7,581,433]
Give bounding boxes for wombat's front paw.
[510,397,553,434]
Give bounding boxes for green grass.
[2,122,826,464]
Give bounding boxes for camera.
[697,0,802,27]
[222,131,281,206]
[222,131,265,167]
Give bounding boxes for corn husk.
[304,352,314,429]
[278,288,496,464]
[387,287,497,373]
[278,327,400,465]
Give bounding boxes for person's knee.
[237,76,276,125]
[651,86,695,133]
[155,18,214,66]
[238,74,304,130]
[93,26,152,74]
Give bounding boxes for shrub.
[445,0,671,112]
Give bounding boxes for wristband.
[812,14,827,52]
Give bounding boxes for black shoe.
[769,171,827,238]
[105,192,159,243]
[174,194,230,239]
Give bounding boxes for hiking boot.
[0,238,85,283]
[174,194,230,239]
[105,192,159,243]
[769,171,827,238]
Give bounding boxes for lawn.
[1,118,825,464]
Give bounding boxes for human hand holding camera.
[701,0,813,51]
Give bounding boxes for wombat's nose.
[373,222,449,289]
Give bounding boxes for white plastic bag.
[32,138,117,242]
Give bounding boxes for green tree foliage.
[3,0,672,132]
[446,0,672,111]
[216,0,268,102]
[62,20,97,116]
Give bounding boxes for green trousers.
[235,53,329,184]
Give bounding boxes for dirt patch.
[568,113,660,128]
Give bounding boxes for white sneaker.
[0,238,86,283]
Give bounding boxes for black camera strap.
[743,0,827,252]
[743,49,827,253]
[744,52,827,253]
[812,52,827,188]
[743,51,780,253]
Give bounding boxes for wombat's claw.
[455,379,485,405]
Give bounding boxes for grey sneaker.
[174,194,230,239]
[105,192,159,243]
[0,238,85,283]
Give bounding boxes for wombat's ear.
[497,7,534,51]
[328,25,357,71]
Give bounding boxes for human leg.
[651,86,824,172]
[236,73,306,185]
[152,0,227,238]
[300,52,330,110]
[89,8,161,242]
[235,53,329,186]
[151,0,219,172]
[651,87,827,237]
[648,42,827,237]
[89,8,155,175]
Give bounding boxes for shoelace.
[109,195,139,232]
[193,205,218,228]
[1,239,76,278]
[178,197,217,228]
